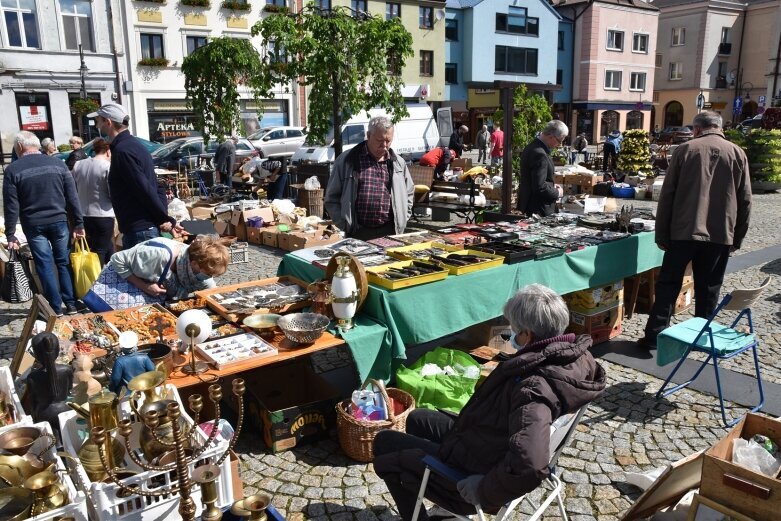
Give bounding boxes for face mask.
[510,333,524,351]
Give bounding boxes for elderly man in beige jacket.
[639,111,751,349]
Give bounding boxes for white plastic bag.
[304,176,321,190]
[167,198,190,223]
[733,438,781,476]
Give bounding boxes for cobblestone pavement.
[0,186,777,520]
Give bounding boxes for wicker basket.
[336,383,415,462]
[291,184,324,217]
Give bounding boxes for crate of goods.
[0,365,32,435]
[6,421,90,521]
[229,241,250,264]
[700,413,781,520]
[366,260,449,290]
[568,303,622,345]
[59,384,234,521]
[291,183,325,218]
[564,280,624,314]
[196,276,311,323]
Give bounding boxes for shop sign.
[243,100,286,112]
[150,100,191,112]
[19,106,49,131]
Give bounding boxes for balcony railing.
[715,77,727,89]
[718,42,732,55]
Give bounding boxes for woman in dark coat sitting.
[373,284,606,520]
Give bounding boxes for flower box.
[221,0,251,10]
[181,0,210,6]
[138,57,170,67]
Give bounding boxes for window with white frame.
[632,33,648,53]
[630,72,646,91]
[607,30,624,51]
[60,0,93,51]
[671,27,685,46]
[419,6,433,29]
[385,2,400,20]
[604,70,622,90]
[140,33,165,59]
[669,62,682,80]
[1,0,39,48]
[185,35,207,56]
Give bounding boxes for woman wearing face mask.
[85,234,230,310]
[373,284,606,521]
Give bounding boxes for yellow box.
[431,249,504,276]
[386,241,461,261]
[366,260,448,290]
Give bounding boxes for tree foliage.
[182,37,269,141]
[616,129,653,176]
[493,85,551,173]
[252,2,414,156]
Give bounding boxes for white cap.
[87,102,129,124]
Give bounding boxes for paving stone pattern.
[0,169,777,519]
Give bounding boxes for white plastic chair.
[411,404,589,521]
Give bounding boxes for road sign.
[733,97,744,113]
[759,95,767,106]
[703,102,712,109]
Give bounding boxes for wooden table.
[166,330,345,389]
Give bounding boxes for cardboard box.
[564,280,624,314]
[261,226,283,248]
[278,228,340,252]
[632,264,694,314]
[465,318,516,356]
[568,304,622,345]
[247,227,263,245]
[214,221,235,237]
[225,360,339,453]
[190,206,217,220]
[675,282,694,314]
[230,450,243,501]
[700,413,781,520]
[451,158,473,171]
[231,207,275,242]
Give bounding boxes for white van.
[290,103,440,164]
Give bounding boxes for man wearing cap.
[88,103,182,249]
[214,135,238,190]
[3,131,86,315]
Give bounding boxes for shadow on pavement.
[584,381,675,426]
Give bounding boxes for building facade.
[555,0,658,143]
[0,0,125,156]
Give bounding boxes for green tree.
[616,129,653,176]
[252,2,414,157]
[182,37,269,141]
[492,85,551,173]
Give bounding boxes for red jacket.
[419,148,454,169]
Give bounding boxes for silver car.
[247,126,306,158]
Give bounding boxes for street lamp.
[741,81,754,100]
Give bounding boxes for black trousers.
[644,240,731,340]
[374,409,475,521]
[83,216,115,266]
[603,143,617,172]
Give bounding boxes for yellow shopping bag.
[70,237,101,299]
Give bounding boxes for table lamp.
[176,309,212,375]
[330,255,360,331]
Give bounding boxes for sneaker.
[637,336,657,350]
[74,300,89,313]
[64,303,79,315]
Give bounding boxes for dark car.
[56,136,160,162]
[736,117,763,133]
[658,126,693,144]
[151,137,258,171]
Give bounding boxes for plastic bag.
[304,176,321,190]
[167,198,189,223]
[70,238,101,299]
[733,438,781,477]
[396,347,481,413]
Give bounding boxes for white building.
[0,0,125,156]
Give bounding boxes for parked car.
[56,136,160,162]
[658,126,693,143]
[151,136,257,171]
[736,116,763,133]
[247,126,307,158]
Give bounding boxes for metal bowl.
[277,313,330,344]
[0,427,42,456]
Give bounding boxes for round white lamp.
[176,309,212,375]
[330,255,359,331]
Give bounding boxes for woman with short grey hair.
[503,283,571,348]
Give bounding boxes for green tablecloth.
[328,315,393,383]
[280,231,664,379]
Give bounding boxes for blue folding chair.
[410,405,589,521]
[655,277,771,427]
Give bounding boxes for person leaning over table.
[324,115,415,241]
[373,284,606,521]
[86,235,231,310]
[517,120,568,217]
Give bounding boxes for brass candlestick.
[92,378,246,521]
[192,464,222,521]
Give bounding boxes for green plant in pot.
[746,129,781,191]
[550,147,568,166]
[616,129,653,178]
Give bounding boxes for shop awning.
[572,102,652,111]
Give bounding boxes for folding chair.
[655,277,771,427]
[411,405,589,521]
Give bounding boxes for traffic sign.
[733,97,744,113]
[759,95,767,106]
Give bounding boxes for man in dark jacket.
[374,284,606,521]
[517,120,567,216]
[448,125,468,158]
[88,103,182,249]
[65,136,87,171]
[215,135,238,189]
[3,131,86,315]
[324,116,414,240]
[639,111,752,349]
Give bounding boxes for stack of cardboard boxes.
[554,173,601,195]
[564,281,624,345]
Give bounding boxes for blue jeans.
[268,173,289,200]
[122,227,159,250]
[23,221,76,310]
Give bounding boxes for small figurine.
[72,354,102,405]
[616,204,634,233]
[109,332,154,394]
[27,332,73,435]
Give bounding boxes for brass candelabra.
[91,378,246,521]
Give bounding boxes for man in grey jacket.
[214,135,238,189]
[325,116,414,240]
[639,111,751,349]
